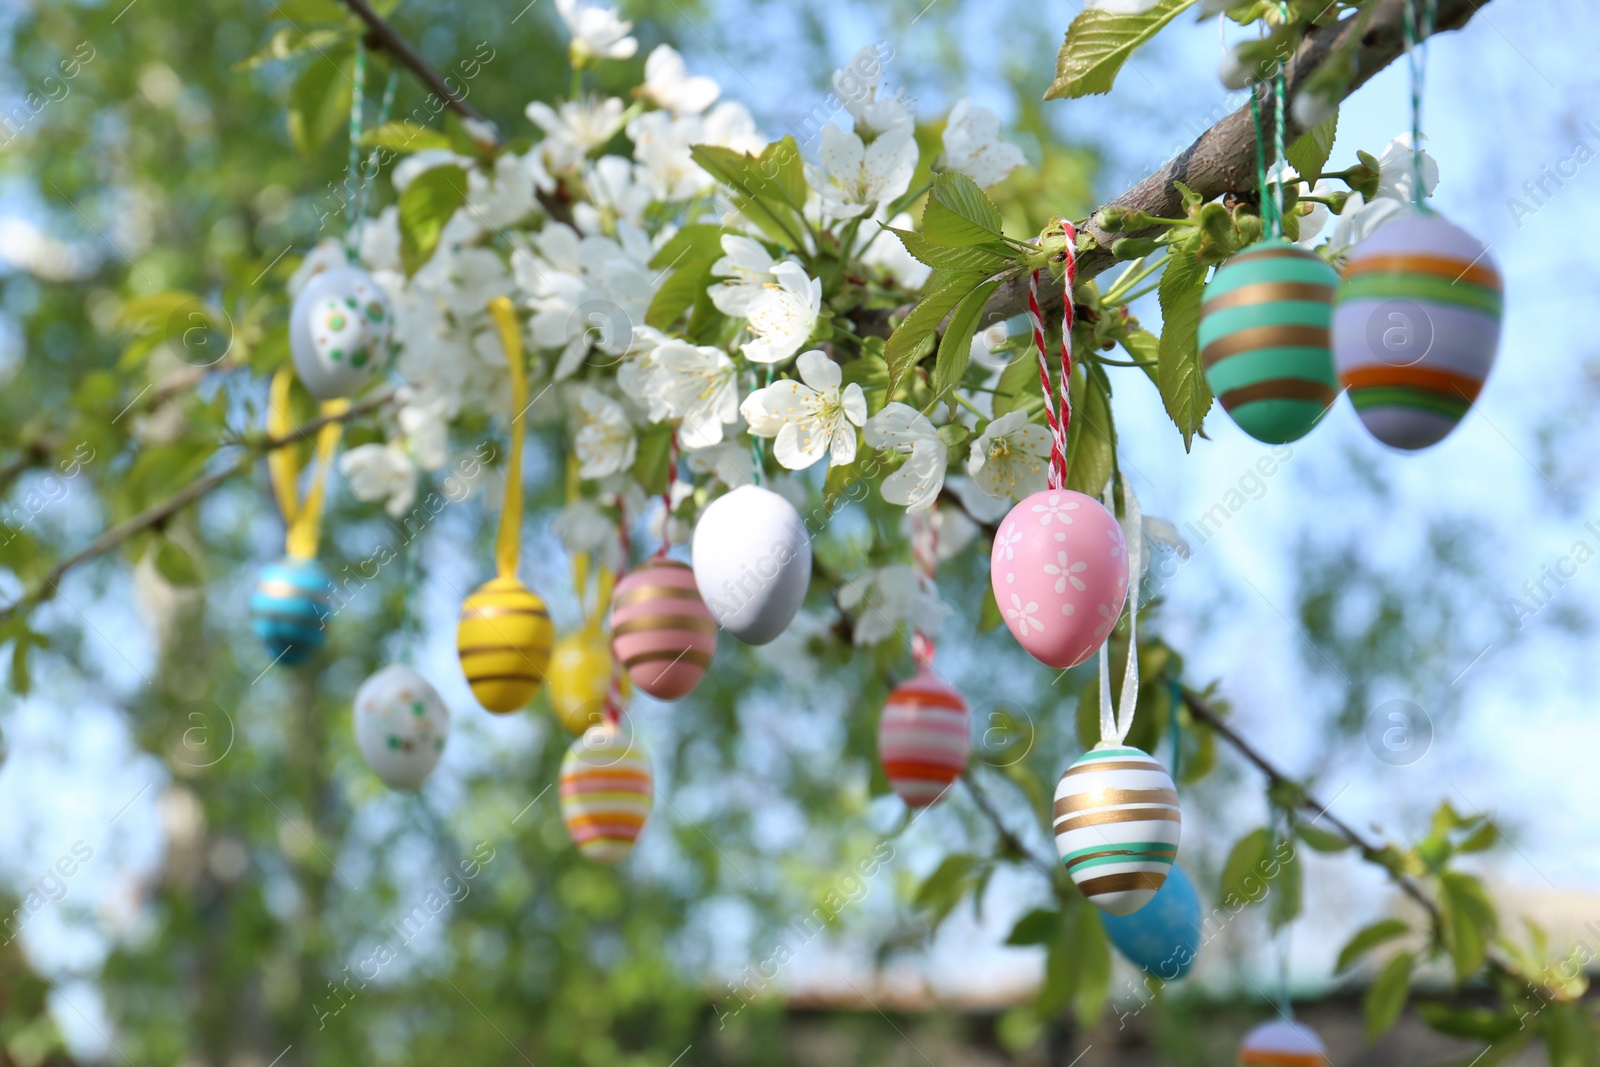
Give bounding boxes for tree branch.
[338,0,499,141]
[976,0,1489,328]
[0,391,395,627]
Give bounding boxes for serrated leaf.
[1156,251,1211,450]
[689,142,806,250]
[1286,110,1339,184]
[931,171,1004,233]
[649,224,733,271]
[1046,0,1201,101]
[884,271,986,396]
[993,345,1041,419]
[360,120,453,153]
[398,164,468,273]
[1364,951,1414,1042]
[287,50,354,156]
[1005,908,1061,946]
[885,227,1014,273]
[933,278,1004,398]
[1065,365,1114,496]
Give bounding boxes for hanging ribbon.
[1403,0,1438,212]
[487,296,527,580]
[909,510,939,669]
[656,433,681,556]
[1026,218,1079,490]
[1095,478,1144,749]
[266,365,349,561]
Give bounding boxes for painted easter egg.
[877,670,970,808]
[691,485,811,645]
[547,629,613,735]
[611,558,716,700]
[559,722,653,864]
[990,489,1128,669]
[250,556,332,665]
[1100,864,1201,980]
[1053,745,1181,916]
[289,266,394,400]
[352,664,449,791]
[455,576,554,713]
[1333,212,1502,450]
[1199,238,1340,443]
[1239,1019,1330,1066]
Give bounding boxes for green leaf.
[1286,110,1339,184]
[914,853,980,926]
[236,26,349,70]
[630,425,674,495]
[932,278,1004,398]
[1065,366,1114,497]
[360,120,453,154]
[1156,251,1212,450]
[1219,828,1271,906]
[884,271,986,397]
[1364,951,1414,1042]
[154,540,202,586]
[920,173,1006,248]
[1267,834,1302,929]
[1069,901,1111,1029]
[1414,1003,1521,1043]
[993,345,1042,419]
[649,224,733,271]
[1542,1002,1598,1067]
[398,164,468,273]
[1439,871,1497,981]
[1295,821,1352,853]
[885,227,1014,273]
[1456,819,1500,854]
[1046,0,1201,100]
[1005,908,1061,946]
[978,584,1002,633]
[689,142,806,249]
[287,50,354,156]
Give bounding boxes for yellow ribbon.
[487,296,526,580]
[266,365,349,561]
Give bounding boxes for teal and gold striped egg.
[1054,745,1181,916]
[250,556,332,665]
[1198,239,1340,443]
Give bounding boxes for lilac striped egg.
[610,559,717,701]
[878,671,971,808]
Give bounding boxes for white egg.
[691,484,812,645]
[289,266,394,400]
[353,665,449,791]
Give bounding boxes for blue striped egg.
[250,556,332,665]
[1100,864,1201,979]
[1053,745,1181,915]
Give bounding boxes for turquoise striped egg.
[1198,239,1340,444]
[250,556,332,665]
[1054,745,1181,916]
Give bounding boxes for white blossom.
[941,99,1026,188]
[737,261,820,365]
[555,0,637,64]
[645,340,739,448]
[642,44,719,115]
[465,151,546,232]
[863,402,947,512]
[832,45,912,137]
[709,234,779,316]
[740,349,865,471]
[576,155,652,233]
[526,96,626,177]
[573,386,637,479]
[554,499,624,571]
[966,410,1053,503]
[391,149,474,193]
[522,224,654,380]
[806,124,917,220]
[339,442,418,518]
[837,564,950,647]
[358,206,402,273]
[397,392,451,471]
[1375,132,1440,204]
[685,441,752,489]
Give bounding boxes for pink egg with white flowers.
[990,489,1128,669]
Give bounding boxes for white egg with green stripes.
[1053,745,1182,916]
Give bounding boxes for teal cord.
[345,40,366,247]
[1402,0,1439,212]
[350,67,399,242]
[1168,678,1182,780]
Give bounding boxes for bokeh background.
[0,0,1594,1064]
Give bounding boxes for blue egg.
[250,556,333,665]
[1099,864,1201,980]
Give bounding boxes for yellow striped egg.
[1053,745,1181,915]
[455,576,553,713]
[546,629,613,735]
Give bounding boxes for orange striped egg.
[559,722,653,864]
[455,576,554,714]
[610,559,717,701]
[1053,745,1181,915]
[878,671,970,808]
[1239,1020,1330,1065]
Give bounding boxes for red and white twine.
[1025,219,1079,490]
[910,511,940,669]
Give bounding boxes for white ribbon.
[1096,479,1143,748]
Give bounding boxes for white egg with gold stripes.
[1053,745,1181,916]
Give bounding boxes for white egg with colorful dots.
[353,665,449,791]
[289,266,394,400]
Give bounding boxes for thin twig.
[962,769,1061,882]
[337,0,499,141]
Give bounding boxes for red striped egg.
[559,723,653,864]
[878,671,971,808]
[610,559,717,701]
